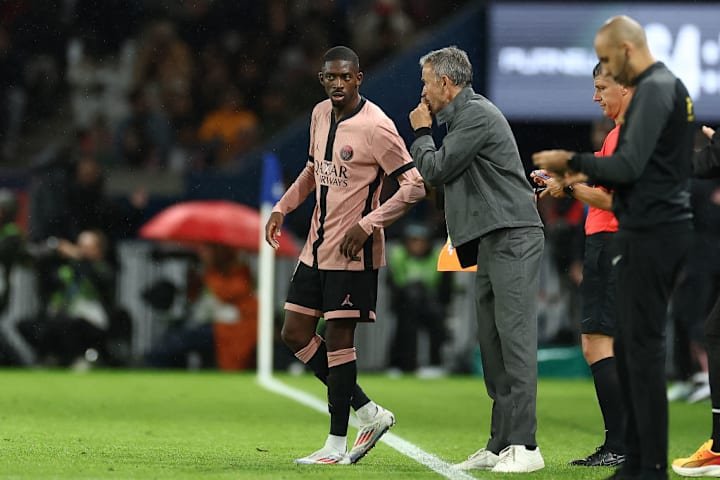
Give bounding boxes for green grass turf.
[0,370,706,479]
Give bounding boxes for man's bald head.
[594,15,655,86]
[598,15,648,50]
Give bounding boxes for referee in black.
[533,16,694,480]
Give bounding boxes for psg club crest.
[340,145,354,161]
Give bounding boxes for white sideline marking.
[258,375,476,480]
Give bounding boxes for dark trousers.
[389,301,446,371]
[145,323,215,368]
[613,225,691,476]
[704,289,720,410]
[18,314,106,366]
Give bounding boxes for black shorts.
[580,232,617,336]
[284,262,378,322]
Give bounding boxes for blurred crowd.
[0,0,469,371]
[0,0,468,171]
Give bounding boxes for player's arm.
[340,166,424,259]
[265,158,316,249]
[359,165,425,234]
[410,107,486,186]
[569,184,613,211]
[339,124,426,259]
[359,123,426,233]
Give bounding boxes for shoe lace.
[689,440,714,460]
[587,446,605,460]
[497,446,515,464]
[467,448,487,460]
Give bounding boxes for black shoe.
[570,445,626,467]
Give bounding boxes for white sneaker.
[345,405,395,464]
[668,381,694,402]
[491,445,545,473]
[295,445,347,465]
[416,366,448,379]
[453,448,501,470]
[688,382,711,403]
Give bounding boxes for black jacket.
[693,130,720,179]
[569,62,694,230]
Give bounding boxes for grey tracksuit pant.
[474,226,544,452]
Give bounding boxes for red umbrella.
[140,200,300,258]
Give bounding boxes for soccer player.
[534,62,633,467]
[264,46,425,465]
[534,16,694,479]
[672,128,720,477]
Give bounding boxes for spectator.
[0,24,26,161]
[18,230,116,367]
[145,244,258,370]
[197,86,259,168]
[27,142,75,243]
[668,134,720,403]
[29,151,146,308]
[115,87,172,168]
[352,0,415,68]
[66,155,147,242]
[65,35,135,130]
[133,20,193,112]
[0,189,27,365]
[386,222,451,377]
[0,189,25,313]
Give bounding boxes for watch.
[563,185,575,197]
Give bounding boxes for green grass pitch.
[0,370,706,479]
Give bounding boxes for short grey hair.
[419,46,473,87]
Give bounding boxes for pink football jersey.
[274,98,424,270]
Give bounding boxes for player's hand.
[265,212,284,249]
[546,177,566,198]
[409,102,432,130]
[340,224,370,261]
[702,125,716,140]
[532,149,574,173]
[530,169,550,187]
[57,238,81,259]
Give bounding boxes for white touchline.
[258,375,476,480]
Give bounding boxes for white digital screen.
[489,2,720,121]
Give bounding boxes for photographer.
[19,229,116,367]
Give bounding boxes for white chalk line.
[258,374,476,480]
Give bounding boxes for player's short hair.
[323,46,360,70]
[593,62,627,87]
[419,46,473,87]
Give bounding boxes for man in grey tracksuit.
[408,46,545,474]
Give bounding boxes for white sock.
[356,401,378,423]
[325,434,347,453]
